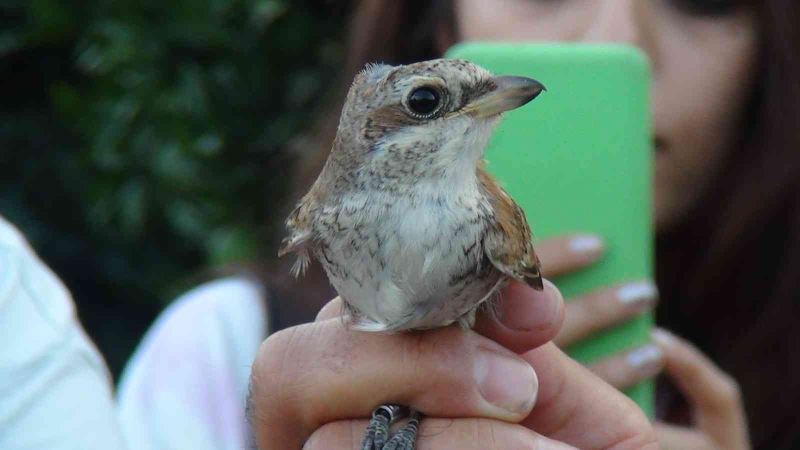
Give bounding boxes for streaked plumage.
[279,58,544,333]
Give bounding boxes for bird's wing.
[278,194,316,276]
[478,166,544,290]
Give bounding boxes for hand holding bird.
[248,281,659,449]
[279,59,546,448]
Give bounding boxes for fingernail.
[569,235,603,256]
[616,281,658,307]
[475,347,538,415]
[626,344,663,369]
[652,328,674,346]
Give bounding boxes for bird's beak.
[460,76,545,119]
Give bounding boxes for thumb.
[249,319,538,450]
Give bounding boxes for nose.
[583,0,647,47]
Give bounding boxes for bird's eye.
[407,87,442,118]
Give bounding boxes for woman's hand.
[652,328,750,450]
[538,234,664,386]
[538,234,749,449]
[248,280,658,449]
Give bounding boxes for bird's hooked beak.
[458,76,545,119]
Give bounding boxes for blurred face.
[453,0,758,230]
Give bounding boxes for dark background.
[0,0,348,377]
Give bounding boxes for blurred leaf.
[0,0,349,377]
[208,226,259,266]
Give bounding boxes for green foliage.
[0,0,347,375]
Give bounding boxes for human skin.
[453,1,756,448]
[250,281,659,449]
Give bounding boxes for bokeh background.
[1,0,349,376]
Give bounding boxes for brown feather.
[477,164,544,290]
[277,191,318,257]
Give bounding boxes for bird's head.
[328,59,544,191]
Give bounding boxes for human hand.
[249,280,658,449]
[651,328,750,450]
[537,234,663,387]
[536,234,749,449]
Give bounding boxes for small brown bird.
[279,58,545,449]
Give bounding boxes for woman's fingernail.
[652,328,674,346]
[569,235,603,255]
[616,281,658,307]
[475,347,538,415]
[626,344,663,370]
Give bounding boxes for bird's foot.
[360,405,422,450]
[381,410,421,450]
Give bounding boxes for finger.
[588,344,664,389]
[306,418,579,450]
[520,342,659,450]
[316,296,344,321]
[250,321,538,450]
[473,279,565,353]
[654,423,717,450]
[319,280,564,354]
[653,329,749,450]
[537,234,604,278]
[554,280,657,347]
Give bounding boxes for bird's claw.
[382,410,421,450]
[360,405,421,450]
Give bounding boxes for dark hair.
[269,1,800,448]
[656,2,800,448]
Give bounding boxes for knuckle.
[252,325,313,404]
[254,327,295,377]
[402,328,473,393]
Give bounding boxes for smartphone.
[446,42,655,415]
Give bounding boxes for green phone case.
[446,43,655,415]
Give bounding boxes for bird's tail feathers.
[290,251,310,277]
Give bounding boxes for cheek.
[652,15,758,229]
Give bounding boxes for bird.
[279,58,545,450]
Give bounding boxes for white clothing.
[116,277,267,450]
[0,215,126,450]
[0,212,268,450]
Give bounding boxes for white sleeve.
[117,277,267,450]
[0,216,127,450]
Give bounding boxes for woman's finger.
[537,234,605,278]
[520,342,659,450]
[653,328,750,450]
[587,344,664,389]
[654,423,717,450]
[554,281,657,347]
[317,279,566,354]
[249,320,538,450]
[306,418,578,450]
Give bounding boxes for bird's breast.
[314,188,503,331]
